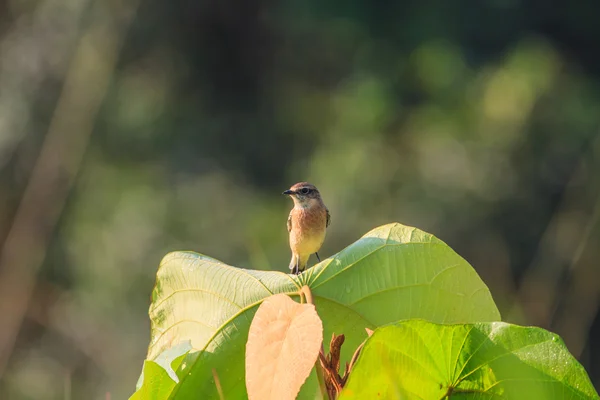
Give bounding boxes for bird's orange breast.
[289,206,327,255]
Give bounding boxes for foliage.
[131,223,501,399]
[340,320,599,399]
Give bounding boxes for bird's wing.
[287,210,293,232]
[326,208,331,228]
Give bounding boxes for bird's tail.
[289,254,308,274]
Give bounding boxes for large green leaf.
[132,223,500,399]
[339,320,599,399]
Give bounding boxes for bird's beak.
[282,190,294,195]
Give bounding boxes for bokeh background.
[0,0,599,398]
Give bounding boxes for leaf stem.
[301,285,314,305]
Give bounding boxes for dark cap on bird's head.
[282,182,321,200]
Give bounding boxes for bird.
[283,182,330,274]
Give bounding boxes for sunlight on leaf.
[339,320,599,399]
[132,223,500,399]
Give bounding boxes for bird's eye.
[300,188,310,195]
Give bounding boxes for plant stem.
[315,354,330,400]
[301,285,314,304]
[301,285,331,399]
[212,369,225,400]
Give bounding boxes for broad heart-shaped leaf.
[245,294,323,400]
[339,320,599,400]
[132,223,501,399]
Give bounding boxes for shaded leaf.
[339,320,599,399]
[245,294,323,400]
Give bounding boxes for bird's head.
[283,182,322,208]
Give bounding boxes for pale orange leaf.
[245,293,323,400]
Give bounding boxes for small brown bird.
[283,182,330,274]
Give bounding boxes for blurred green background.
[0,0,599,398]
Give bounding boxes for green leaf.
[132,342,192,400]
[339,320,599,399]
[133,223,500,399]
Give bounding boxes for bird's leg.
[294,258,300,275]
[315,252,321,262]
